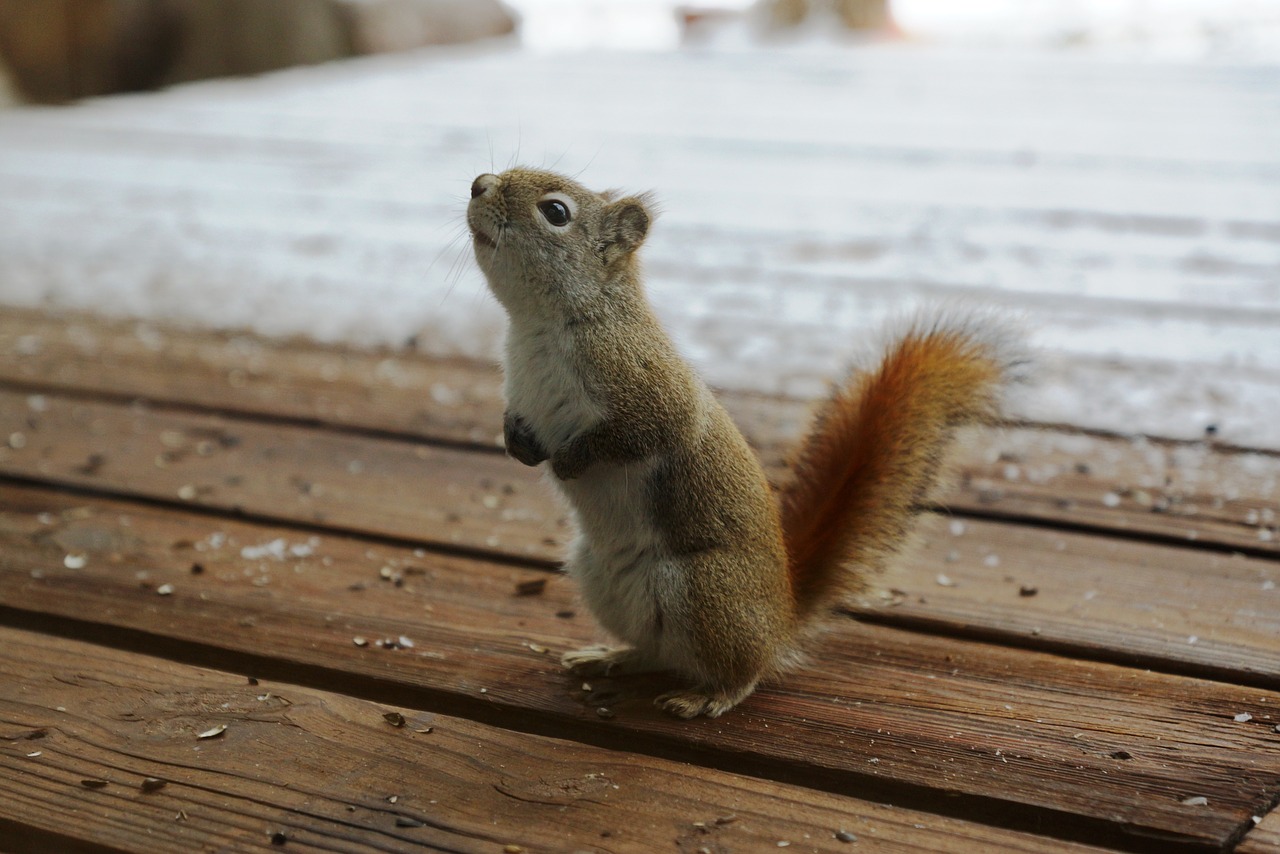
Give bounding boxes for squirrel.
[467,167,1024,719]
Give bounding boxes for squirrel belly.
[467,167,1023,719]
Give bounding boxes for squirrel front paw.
[551,435,592,480]
[503,412,548,467]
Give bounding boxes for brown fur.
[468,167,1023,718]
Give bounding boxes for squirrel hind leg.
[656,681,758,719]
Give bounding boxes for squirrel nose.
[471,174,499,199]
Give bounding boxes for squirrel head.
[467,168,653,316]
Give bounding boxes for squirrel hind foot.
[561,645,659,677]
[656,683,757,719]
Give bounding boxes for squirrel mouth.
[472,229,498,250]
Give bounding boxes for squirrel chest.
[502,320,604,452]
[503,317,670,645]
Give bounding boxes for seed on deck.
[515,577,547,596]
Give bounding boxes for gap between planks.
[1,311,1277,560]
[1,461,1277,695]
[0,484,1277,852]
[1,385,1277,689]
[0,625,1129,854]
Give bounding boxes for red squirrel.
[467,168,1024,718]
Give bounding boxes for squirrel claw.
[656,688,746,719]
[560,645,625,676]
[561,645,657,678]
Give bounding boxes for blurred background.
[2,0,1277,102]
[0,0,1277,446]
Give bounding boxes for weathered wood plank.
[1238,809,1280,854]
[2,310,1277,555]
[2,628,1116,854]
[867,514,1279,686]
[0,385,561,560]
[2,386,1277,683]
[2,484,1277,849]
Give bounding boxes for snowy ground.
[507,0,1280,60]
[1,36,1277,447]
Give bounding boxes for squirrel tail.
[780,313,1026,622]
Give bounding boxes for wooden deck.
[1,305,1278,853]
[1,40,1279,854]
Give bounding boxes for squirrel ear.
[599,195,653,264]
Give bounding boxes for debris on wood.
[353,636,368,647]
[1181,796,1209,806]
[835,830,857,842]
[76,453,106,475]
[395,817,425,828]
[197,724,227,739]
[63,553,87,569]
[157,583,174,596]
[1019,585,1039,597]
[1109,750,1133,760]
[271,830,288,845]
[80,779,109,789]
[140,777,167,792]
[514,577,547,596]
[1235,712,1253,722]
[383,712,406,728]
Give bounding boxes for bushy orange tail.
[781,315,1024,620]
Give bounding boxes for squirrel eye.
[537,199,571,226]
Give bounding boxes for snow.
[0,29,1277,447]
[505,0,1280,62]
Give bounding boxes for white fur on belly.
[559,458,667,648]
[502,322,669,649]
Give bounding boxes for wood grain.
[1,484,1276,849]
[2,387,1276,684]
[2,626,1120,854]
[1238,809,1280,854]
[3,309,1275,556]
